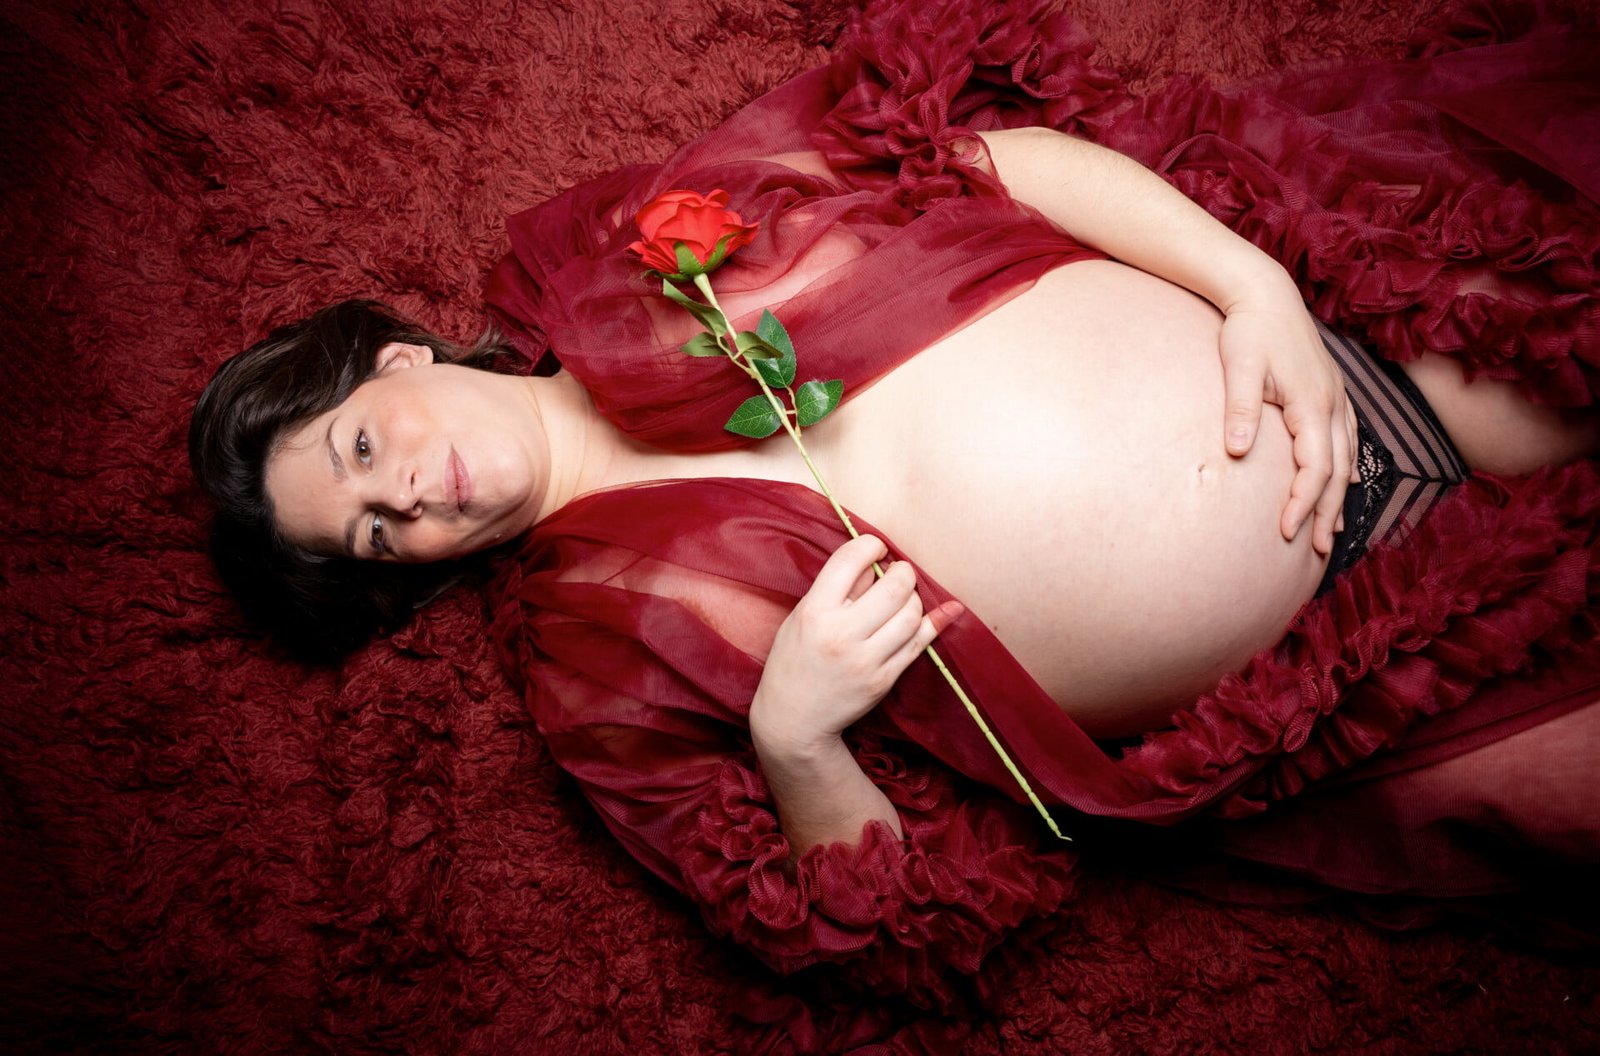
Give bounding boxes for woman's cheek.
[400,523,455,564]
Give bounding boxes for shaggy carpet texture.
[3,0,1597,1051]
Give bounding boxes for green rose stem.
[690,273,1069,843]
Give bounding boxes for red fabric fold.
[488,481,1078,1005]
[484,0,1600,996]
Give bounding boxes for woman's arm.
[977,127,1357,554]
[750,534,961,852]
[751,724,904,847]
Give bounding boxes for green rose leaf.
[680,332,724,358]
[751,348,789,384]
[756,310,795,357]
[794,379,844,426]
[660,279,727,335]
[724,395,783,439]
[753,310,796,387]
[734,331,782,361]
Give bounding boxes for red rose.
[627,188,758,277]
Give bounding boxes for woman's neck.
[527,369,717,523]
[522,371,597,523]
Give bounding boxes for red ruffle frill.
[678,738,1073,1005]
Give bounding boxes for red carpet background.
[3,0,1597,1051]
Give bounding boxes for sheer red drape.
[485,0,1600,1002]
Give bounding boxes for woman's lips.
[448,449,472,511]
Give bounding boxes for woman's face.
[265,343,548,563]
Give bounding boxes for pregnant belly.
[825,261,1330,737]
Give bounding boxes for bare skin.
[617,260,1326,737]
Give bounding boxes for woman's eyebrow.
[324,418,358,555]
[325,419,347,482]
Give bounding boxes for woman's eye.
[369,514,386,554]
[355,429,372,465]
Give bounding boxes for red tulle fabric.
[485,0,1600,1001]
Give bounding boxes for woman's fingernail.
[1229,427,1249,447]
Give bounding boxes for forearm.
[976,126,1298,312]
[751,707,905,854]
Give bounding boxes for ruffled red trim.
[1116,459,1600,820]
[677,735,1074,1007]
[1091,15,1600,406]
[815,0,1125,209]
[817,0,1600,406]
[1136,96,1600,406]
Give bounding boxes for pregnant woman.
[190,0,1600,998]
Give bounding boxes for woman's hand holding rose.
[751,534,963,755]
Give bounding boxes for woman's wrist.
[1214,257,1301,316]
[750,690,846,763]
[751,704,905,849]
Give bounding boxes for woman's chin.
[434,522,520,562]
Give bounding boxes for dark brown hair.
[189,299,517,661]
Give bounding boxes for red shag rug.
[2,0,1597,1051]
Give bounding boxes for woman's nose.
[372,464,422,518]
